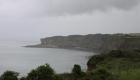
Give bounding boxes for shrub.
[72,64,82,76]
[86,68,114,80]
[1,70,19,80]
[27,63,55,80]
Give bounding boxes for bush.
[87,54,106,69]
[20,77,26,80]
[26,63,55,80]
[71,64,87,80]
[1,70,19,80]
[84,68,114,80]
[72,64,82,76]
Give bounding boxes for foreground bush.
[0,64,115,80]
[26,63,55,80]
[72,64,82,76]
[79,68,115,80]
[0,70,19,80]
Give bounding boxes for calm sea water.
[0,39,95,77]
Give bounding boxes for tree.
[27,63,55,80]
[26,69,37,80]
[71,64,82,79]
[1,70,19,80]
[87,54,106,70]
[72,64,81,76]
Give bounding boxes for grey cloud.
[0,0,139,17]
[41,0,140,16]
[0,0,140,39]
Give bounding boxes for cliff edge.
[25,34,140,53]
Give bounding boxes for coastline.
[24,44,100,53]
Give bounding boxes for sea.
[0,39,96,77]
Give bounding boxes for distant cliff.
[26,34,140,53]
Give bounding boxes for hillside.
[86,50,140,80]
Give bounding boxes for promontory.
[25,33,140,54]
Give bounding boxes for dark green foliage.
[72,64,81,76]
[108,50,124,58]
[87,50,140,80]
[36,64,55,80]
[26,63,55,80]
[57,66,113,80]
[55,73,72,80]
[108,50,140,58]
[20,77,26,80]
[87,54,106,68]
[1,70,19,80]
[55,65,86,80]
[91,68,114,80]
[71,64,82,79]
[80,68,114,80]
[26,69,37,80]
[88,50,140,71]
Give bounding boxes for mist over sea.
[0,39,95,77]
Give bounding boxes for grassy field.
[107,68,140,80]
[87,50,140,80]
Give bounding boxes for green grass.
[87,50,140,80]
[108,68,140,80]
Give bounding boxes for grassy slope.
[87,50,140,80]
[108,68,140,80]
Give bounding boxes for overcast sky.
[0,0,140,39]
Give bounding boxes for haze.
[0,0,140,39]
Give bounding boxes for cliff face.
[118,37,140,50]
[40,34,140,53]
[41,35,83,48]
